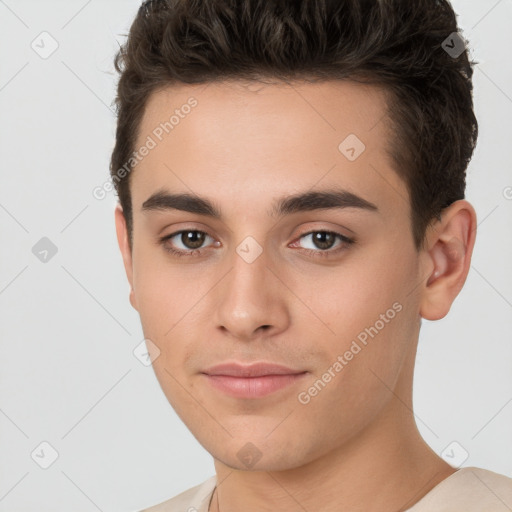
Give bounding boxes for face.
[116,79,427,471]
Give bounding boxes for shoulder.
[138,475,217,512]
[407,466,512,512]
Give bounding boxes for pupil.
[183,231,205,249]
[314,232,335,250]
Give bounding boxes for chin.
[207,434,317,473]
[217,452,304,472]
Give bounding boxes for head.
[112,0,478,471]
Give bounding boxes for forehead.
[130,79,408,222]
[138,79,389,156]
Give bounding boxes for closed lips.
[202,362,307,377]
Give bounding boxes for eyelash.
[159,229,355,259]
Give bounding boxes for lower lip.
[203,373,308,399]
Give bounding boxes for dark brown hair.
[110,0,478,251]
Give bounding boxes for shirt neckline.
[404,466,477,510]
[200,467,476,512]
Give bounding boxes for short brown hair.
[110,0,478,250]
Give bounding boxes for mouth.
[201,362,308,399]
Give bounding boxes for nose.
[212,246,290,342]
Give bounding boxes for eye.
[290,230,355,258]
[159,228,355,259]
[159,230,218,257]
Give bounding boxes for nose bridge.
[212,240,288,339]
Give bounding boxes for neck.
[209,346,456,512]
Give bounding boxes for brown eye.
[179,230,206,249]
[290,230,355,259]
[309,232,337,250]
[160,230,216,257]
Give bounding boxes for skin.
[115,79,477,511]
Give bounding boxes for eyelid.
[161,229,217,249]
[293,226,353,242]
[159,227,351,246]
[289,228,354,253]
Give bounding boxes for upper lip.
[202,362,306,377]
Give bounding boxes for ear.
[114,203,138,311]
[419,199,477,321]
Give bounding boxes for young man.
[111,0,512,510]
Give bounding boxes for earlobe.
[419,200,477,321]
[114,203,138,311]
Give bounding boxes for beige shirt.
[140,466,512,512]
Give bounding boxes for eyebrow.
[141,188,379,218]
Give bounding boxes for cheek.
[132,258,205,375]
[132,244,190,334]
[133,267,197,412]
[132,271,189,378]
[135,274,173,337]
[294,296,414,443]
[296,242,417,377]
[293,249,412,339]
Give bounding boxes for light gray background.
[0,0,511,511]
